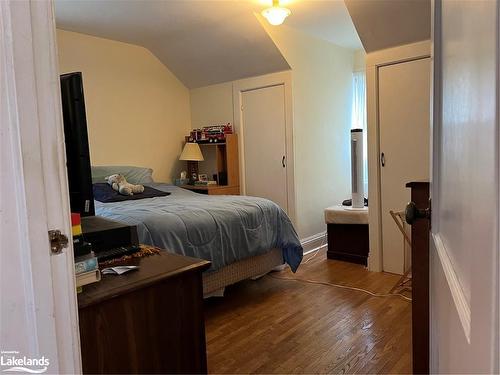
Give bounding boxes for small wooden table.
[180,184,240,195]
[324,206,369,265]
[78,251,211,374]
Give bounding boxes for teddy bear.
[105,174,145,196]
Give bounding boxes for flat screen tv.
[60,72,95,216]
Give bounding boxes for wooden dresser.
[78,252,210,374]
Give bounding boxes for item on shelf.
[188,123,233,143]
[74,252,98,274]
[101,266,139,275]
[218,171,228,186]
[175,178,190,186]
[98,245,161,267]
[75,268,101,288]
[194,180,217,186]
[72,212,93,257]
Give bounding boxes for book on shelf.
[194,180,217,186]
[75,269,101,288]
[74,252,98,274]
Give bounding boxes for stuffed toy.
[105,174,145,196]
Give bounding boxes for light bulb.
[261,4,291,26]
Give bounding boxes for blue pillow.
[91,166,154,185]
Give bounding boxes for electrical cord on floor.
[267,273,412,302]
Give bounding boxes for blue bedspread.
[94,184,303,272]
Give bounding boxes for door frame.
[366,40,431,272]
[1,0,81,372]
[233,70,296,225]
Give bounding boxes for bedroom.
[54,0,373,370]
[2,0,499,374]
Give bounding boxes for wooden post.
[406,181,430,374]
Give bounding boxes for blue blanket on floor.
[94,184,303,272]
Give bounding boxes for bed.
[92,166,303,296]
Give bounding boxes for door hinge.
[48,229,69,254]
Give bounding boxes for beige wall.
[190,82,234,128]
[57,29,191,183]
[190,24,355,240]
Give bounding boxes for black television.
[60,72,95,217]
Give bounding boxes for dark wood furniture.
[78,252,211,374]
[406,181,430,374]
[327,224,369,265]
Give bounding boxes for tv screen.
[60,72,95,217]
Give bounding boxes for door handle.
[405,201,431,225]
[380,152,385,167]
[282,155,286,168]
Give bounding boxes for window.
[351,71,368,193]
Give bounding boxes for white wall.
[57,30,192,183]
[190,24,355,240]
[354,49,366,72]
[260,22,354,240]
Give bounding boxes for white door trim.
[366,40,431,272]
[232,70,296,225]
[432,232,471,341]
[1,0,81,372]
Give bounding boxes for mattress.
[94,184,303,272]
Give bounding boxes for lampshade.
[179,142,204,161]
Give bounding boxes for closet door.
[379,58,430,274]
[241,85,288,212]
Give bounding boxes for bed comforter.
[94,184,303,272]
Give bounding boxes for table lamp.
[179,142,204,184]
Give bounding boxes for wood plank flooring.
[204,250,412,374]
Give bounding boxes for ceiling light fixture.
[261,0,291,26]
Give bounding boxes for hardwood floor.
[204,249,412,374]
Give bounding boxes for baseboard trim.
[301,231,327,255]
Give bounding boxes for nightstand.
[180,184,240,195]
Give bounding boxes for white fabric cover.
[324,205,369,225]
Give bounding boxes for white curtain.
[351,71,368,193]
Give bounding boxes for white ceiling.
[345,0,430,53]
[55,0,362,89]
[284,1,362,50]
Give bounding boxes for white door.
[379,58,430,274]
[242,85,288,212]
[1,1,81,373]
[430,0,499,372]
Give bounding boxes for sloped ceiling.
[55,0,362,89]
[55,1,290,89]
[344,0,430,53]
[284,1,362,50]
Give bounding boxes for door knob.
[405,201,431,225]
[282,155,286,168]
[380,152,385,167]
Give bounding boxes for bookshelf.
[184,133,239,195]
